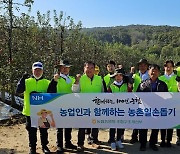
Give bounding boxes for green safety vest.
[23,78,50,116]
[57,76,75,93]
[104,73,114,88]
[132,73,142,92]
[104,74,110,86]
[80,74,102,93]
[159,74,178,92]
[110,83,128,93]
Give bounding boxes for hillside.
[82,25,180,46]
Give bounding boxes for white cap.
[32,62,43,70]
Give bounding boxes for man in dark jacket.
[16,62,50,154]
[137,64,168,151]
[130,59,149,144]
[47,60,77,153]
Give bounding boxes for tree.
[0,0,33,106]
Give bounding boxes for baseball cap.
[32,62,43,70]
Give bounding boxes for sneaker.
[56,147,64,154]
[149,144,158,151]
[65,143,77,149]
[116,140,124,149]
[160,141,166,147]
[177,138,180,146]
[77,145,84,152]
[42,146,50,154]
[111,142,116,151]
[130,138,138,144]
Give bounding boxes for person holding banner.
[107,68,128,151]
[130,59,149,144]
[176,62,180,146]
[137,64,168,151]
[47,60,77,153]
[72,61,105,152]
[85,65,107,144]
[16,62,51,154]
[159,60,178,148]
[159,60,178,147]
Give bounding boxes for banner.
[30,92,180,129]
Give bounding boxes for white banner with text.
[30,92,180,129]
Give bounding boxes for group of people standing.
[16,58,180,154]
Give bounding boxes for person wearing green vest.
[86,64,106,143]
[104,60,116,88]
[175,62,180,146]
[47,60,77,153]
[130,59,149,144]
[94,65,100,75]
[72,61,104,152]
[16,62,50,154]
[132,59,149,92]
[107,68,128,151]
[159,60,178,148]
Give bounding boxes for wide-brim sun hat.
[110,68,125,77]
[37,109,52,116]
[54,60,72,68]
[137,59,149,66]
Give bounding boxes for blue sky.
[16,0,180,28]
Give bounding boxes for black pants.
[139,129,159,146]
[26,116,48,148]
[78,128,99,146]
[109,128,125,143]
[86,128,91,135]
[177,129,180,138]
[161,129,173,142]
[57,128,72,148]
[131,129,139,140]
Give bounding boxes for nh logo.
[32,95,44,101]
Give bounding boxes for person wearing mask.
[107,68,128,150]
[137,64,168,151]
[47,60,77,153]
[130,59,149,144]
[159,60,179,147]
[72,61,104,152]
[16,62,50,154]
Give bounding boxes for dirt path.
[0,124,180,154]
